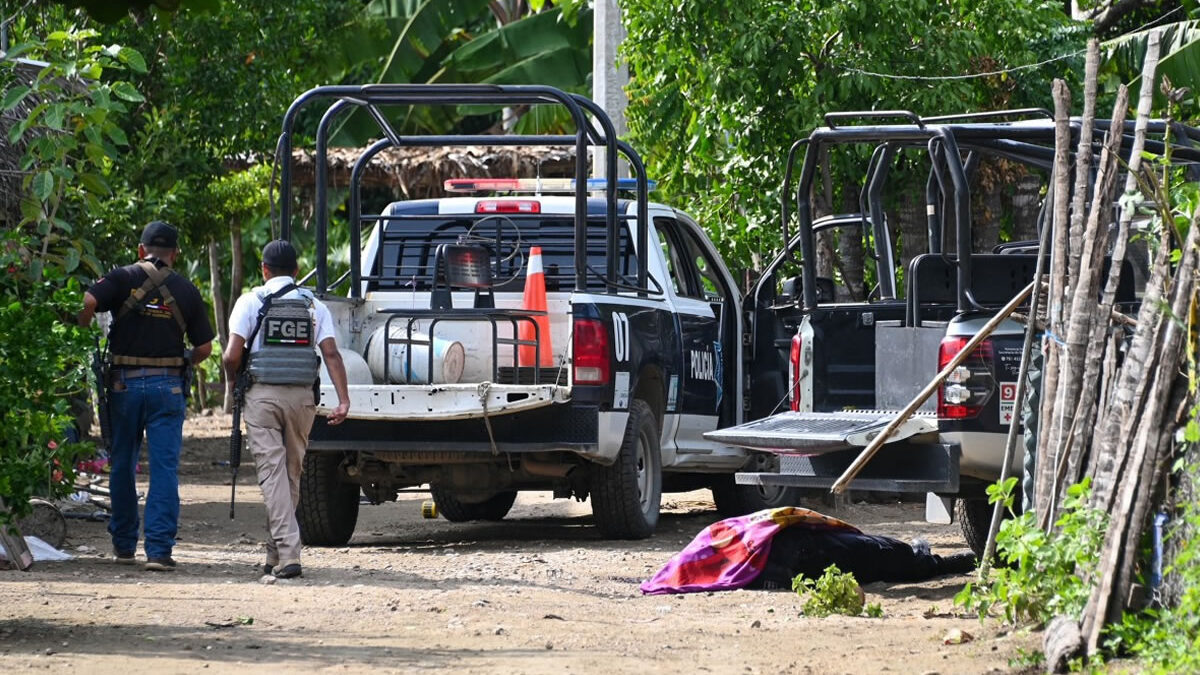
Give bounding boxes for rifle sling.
[118,260,187,334]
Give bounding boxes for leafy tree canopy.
[47,0,219,23]
[622,0,1082,270]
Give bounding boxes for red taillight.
[476,200,540,213]
[573,318,610,385]
[937,336,995,419]
[789,331,803,411]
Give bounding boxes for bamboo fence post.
[979,197,1053,579]
[1044,43,1107,526]
[1066,40,1099,289]
[1083,211,1200,652]
[1036,80,1075,525]
[1050,84,1128,512]
[828,282,1034,494]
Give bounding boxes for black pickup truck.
[711,111,1198,553]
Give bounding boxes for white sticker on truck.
[999,382,1017,425]
[614,371,630,409]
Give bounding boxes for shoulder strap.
[238,282,298,373]
[116,260,187,334]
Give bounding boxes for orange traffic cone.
[519,246,553,367]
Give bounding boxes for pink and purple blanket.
[640,507,860,595]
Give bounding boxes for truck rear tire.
[590,399,662,539]
[955,497,993,559]
[430,488,518,522]
[710,475,804,517]
[298,451,360,546]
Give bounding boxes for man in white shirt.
[223,240,350,579]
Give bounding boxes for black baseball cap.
[140,221,178,249]
[262,240,298,270]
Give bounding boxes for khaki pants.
[244,383,316,568]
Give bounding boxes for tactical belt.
[111,354,187,367]
[112,366,184,379]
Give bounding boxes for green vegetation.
[621,0,1079,274]
[0,22,146,527]
[792,564,881,618]
[956,477,1106,625]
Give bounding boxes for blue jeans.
[107,374,186,559]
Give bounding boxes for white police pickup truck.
[274,85,800,543]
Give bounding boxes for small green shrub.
[792,564,880,617]
[956,476,1106,624]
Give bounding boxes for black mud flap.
[734,441,961,494]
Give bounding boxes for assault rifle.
[90,336,112,450]
[182,348,194,402]
[228,368,249,519]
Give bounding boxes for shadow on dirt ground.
[1,413,1039,674]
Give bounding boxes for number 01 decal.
[612,311,630,362]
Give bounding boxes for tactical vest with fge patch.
[247,297,321,385]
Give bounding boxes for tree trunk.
[1053,85,1128,497]
[1066,42,1100,289]
[1083,212,1200,653]
[1071,31,1160,491]
[895,188,925,287]
[838,183,866,301]
[208,241,229,352]
[1009,171,1042,243]
[219,221,246,413]
[973,179,1003,253]
[814,147,836,282]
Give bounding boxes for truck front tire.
[297,451,360,546]
[430,488,518,522]
[590,399,662,539]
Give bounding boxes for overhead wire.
[834,6,1187,83]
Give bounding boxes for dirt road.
[0,414,1035,674]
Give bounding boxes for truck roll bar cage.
[766,110,1200,316]
[272,84,652,299]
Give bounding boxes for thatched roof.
[275,145,582,200]
[0,58,58,227]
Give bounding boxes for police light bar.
[444,177,657,193]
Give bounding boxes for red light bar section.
[446,178,526,192]
[476,200,541,214]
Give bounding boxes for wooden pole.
[979,198,1055,577]
[829,281,1035,494]
[1036,80,1074,525]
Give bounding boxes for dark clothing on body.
[749,528,978,590]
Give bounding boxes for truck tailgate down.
[704,410,937,454]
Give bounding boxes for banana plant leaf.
[1103,20,1200,107]
[452,7,593,131]
[332,0,492,143]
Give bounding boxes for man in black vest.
[79,221,215,571]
